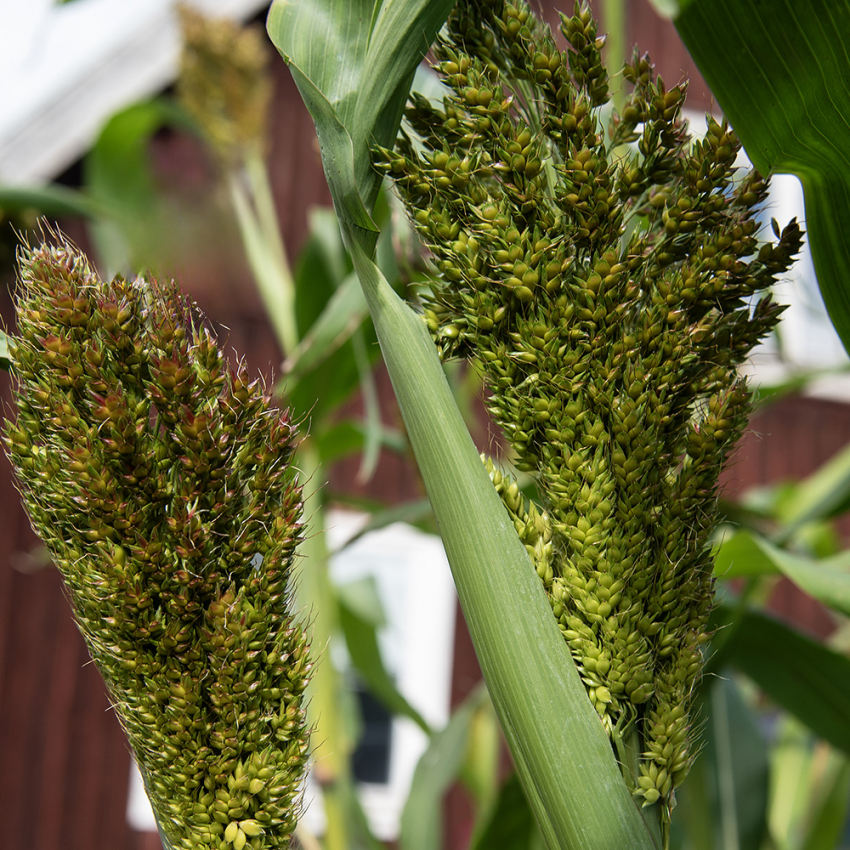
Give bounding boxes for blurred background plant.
[2,1,850,850]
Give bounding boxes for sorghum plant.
[4,236,309,850]
[377,0,802,825]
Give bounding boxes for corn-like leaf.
[715,530,850,618]
[712,608,850,755]
[268,0,456,219]
[675,0,850,355]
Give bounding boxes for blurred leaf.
[0,185,109,221]
[284,336,369,426]
[713,607,850,755]
[675,0,850,357]
[753,366,850,409]
[715,530,850,617]
[337,500,433,550]
[645,0,679,17]
[285,206,379,426]
[312,418,407,468]
[800,757,850,850]
[708,675,769,850]
[470,772,543,850]
[768,717,850,850]
[775,442,850,542]
[400,685,488,850]
[673,676,769,850]
[85,98,192,273]
[284,271,366,380]
[460,691,501,835]
[351,328,381,482]
[769,718,816,850]
[294,209,351,339]
[714,529,781,579]
[0,329,10,371]
[336,575,386,628]
[336,577,431,733]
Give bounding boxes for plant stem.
[298,441,358,850]
[601,0,627,112]
[227,154,298,356]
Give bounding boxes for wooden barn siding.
[0,3,828,849]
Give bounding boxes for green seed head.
[376,0,802,820]
[5,233,310,849]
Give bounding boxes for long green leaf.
[801,757,850,850]
[775,442,850,540]
[713,608,850,755]
[471,772,542,850]
[0,184,109,220]
[715,530,850,617]
[347,243,658,849]
[336,577,431,733]
[674,0,850,355]
[400,685,487,850]
[284,272,366,380]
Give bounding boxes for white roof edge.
[0,0,270,186]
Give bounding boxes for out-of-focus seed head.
[4,231,309,849]
[177,5,272,162]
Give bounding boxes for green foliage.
[712,607,850,757]
[270,0,661,845]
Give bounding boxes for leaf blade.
[347,240,659,850]
[675,0,850,354]
[714,608,850,755]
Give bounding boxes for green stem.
[227,159,298,356]
[298,441,358,850]
[601,0,627,113]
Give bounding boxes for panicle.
[375,0,802,820]
[177,5,272,163]
[4,232,310,850]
